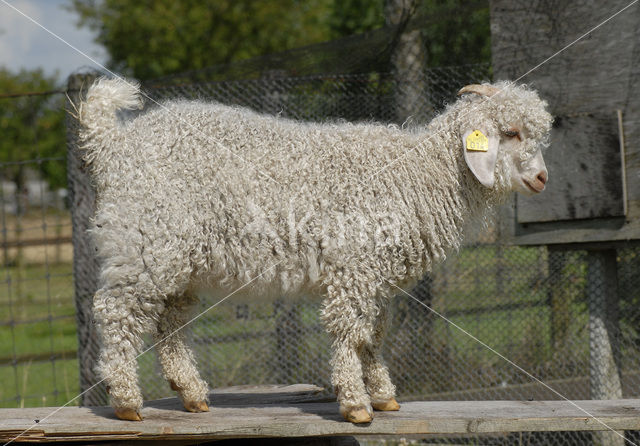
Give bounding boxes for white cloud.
[0,0,107,81]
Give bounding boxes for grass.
[0,264,76,357]
[0,261,79,408]
[0,358,80,408]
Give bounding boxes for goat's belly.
[193,278,321,304]
[190,258,323,304]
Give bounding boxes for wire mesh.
[0,91,76,408]
[2,53,639,446]
[130,66,640,445]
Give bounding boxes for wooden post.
[587,249,623,446]
[384,0,429,125]
[548,249,571,350]
[66,73,106,406]
[274,300,301,384]
[407,274,435,386]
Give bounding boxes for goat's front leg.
[360,305,399,411]
[329,338,372,423]
[321,274,379,424]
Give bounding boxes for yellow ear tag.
[466,130,489,152]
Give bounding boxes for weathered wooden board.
[517,113,624,223]
[2,385,640,443]
[490,0,640,244]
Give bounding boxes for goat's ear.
[461,128,499,188]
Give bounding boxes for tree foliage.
[327,0,385,38]
[69,0,489,81]
[418,0,491,67]
[69,0,341,80]
[0,69,66,189]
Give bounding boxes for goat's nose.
[537,171,548,185]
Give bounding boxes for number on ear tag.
[466,130,489,152]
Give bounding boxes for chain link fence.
[63,63,640,446]
[0,91,76,408]
[2,49,639,446]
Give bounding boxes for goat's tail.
[77,77,143,167]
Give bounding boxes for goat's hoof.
[341,406,373,424]
[372,398,400,411]
[114,408,143,421]
[184,400,209,413]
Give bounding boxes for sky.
[0,0,107,82]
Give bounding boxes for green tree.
[418,0,491,67]
[326,0,491,68]
[69,0,489,81]
[0,68,66,212]
[326,0,385,37]
[69,0,338,80]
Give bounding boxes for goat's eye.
[503,129,521,140]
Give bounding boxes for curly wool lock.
[78,78,552,423]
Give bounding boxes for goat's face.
[499,124,548,196]
[457,83,552,196]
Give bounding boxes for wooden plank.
[0,349,77,367]
[0,236,72,250]
[509,219,640,247]
[490,0,640,243]
[516,113,624,223]
[2,385,640,443]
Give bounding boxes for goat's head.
[457,82,552,196]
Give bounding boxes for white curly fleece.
[78,78,552,418]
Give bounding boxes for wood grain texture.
[2,385,640,443]
[490,0,640,244]
[517,113,624,223]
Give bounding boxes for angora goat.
[77,79,552,423]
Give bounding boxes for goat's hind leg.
[94,285,153,421]
[155,294,209,413]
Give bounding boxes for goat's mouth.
[523,179,544,194]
